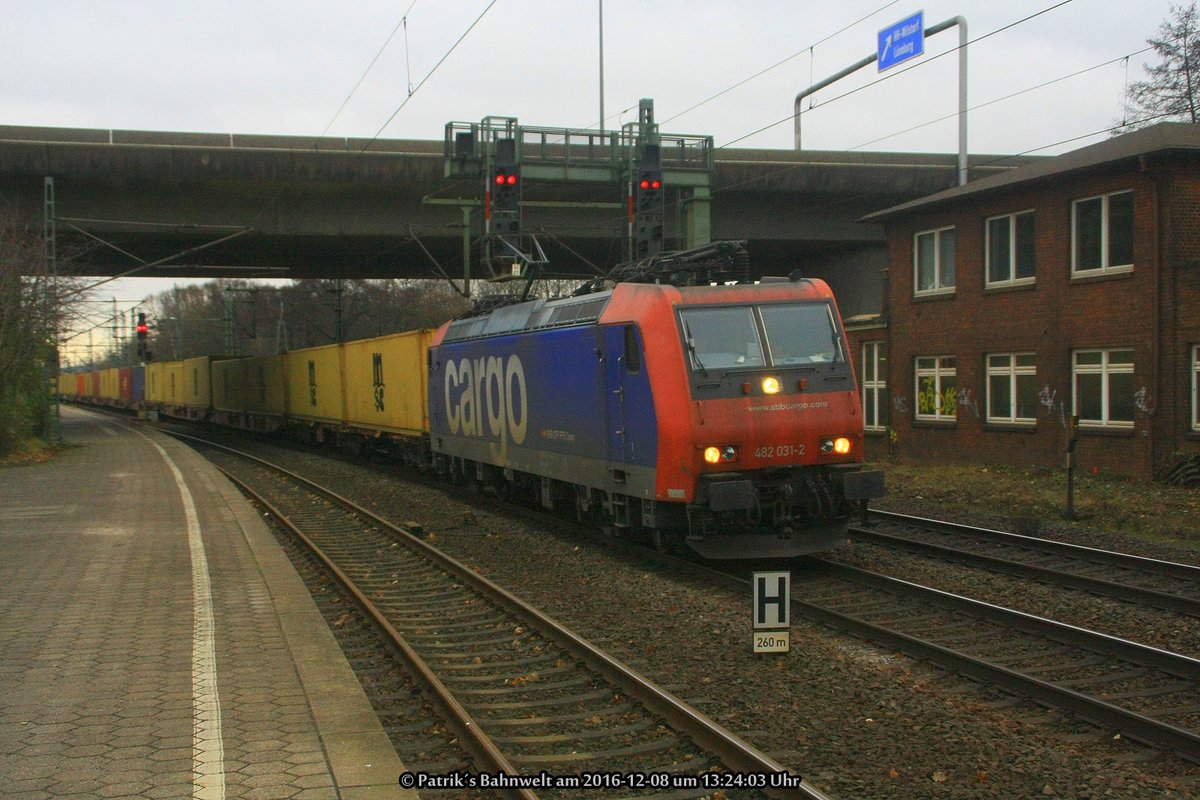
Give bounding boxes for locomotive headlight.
[820,437,853,455]
[761,376,782,395]
[703,445,739,464]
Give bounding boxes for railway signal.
[632,142,664,259]
[489,137,520,236]
[136,312,149,360]
[635,170,663,214]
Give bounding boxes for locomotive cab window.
[680,306,765,370]
[678,302,843,373]
[760,303,842,365]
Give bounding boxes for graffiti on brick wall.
[1135,386,1154,415]
[957,386,980,418]
[1039,384,1068,429]
[893,395,909,414]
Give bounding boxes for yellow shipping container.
[100,368,121,402]
[285,344,345,424]
[341,330,431,435]
[145,362,164,403]
[147,361,185,406]
[181,356,219,412]
[210,357,238,411]
[213,355,288,416]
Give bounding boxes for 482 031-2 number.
[753,444,805,459]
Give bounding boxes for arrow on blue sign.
[878,11,925,71]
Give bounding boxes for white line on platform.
[135,429,226,800]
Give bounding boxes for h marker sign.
[752,571,791,653]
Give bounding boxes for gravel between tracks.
[223,439,1198,799]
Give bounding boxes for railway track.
[788,558,1200,762]
[165,423,1200,779]
[849,510,1200,617]
[176,432,826,800]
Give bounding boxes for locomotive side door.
[598,325,632,468]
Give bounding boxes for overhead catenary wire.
[718,0,1075,149]
[315,0,420,144]
[658,0,904,128]
[358,0,501,156]
[843,48,1153,153]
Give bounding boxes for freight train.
[64,246,883,558]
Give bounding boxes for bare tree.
[1121,2,1200,131]
[0,206,87,453]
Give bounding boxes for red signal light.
[651,179,662,190]
[494,170,518,186]
[639,178,662,190]
[136,324,149,334]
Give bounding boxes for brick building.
[849,122,1200,479]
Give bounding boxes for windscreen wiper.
[683,321,709,377]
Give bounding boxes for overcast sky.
[4,0,1184,348]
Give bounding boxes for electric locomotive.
[428,242,884,558]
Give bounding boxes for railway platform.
[0,405,415,800]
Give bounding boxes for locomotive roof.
[441,290,615,344]
[439,276,835,345]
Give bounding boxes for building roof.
[861,122,1200,223]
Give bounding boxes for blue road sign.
[878,11,925,71]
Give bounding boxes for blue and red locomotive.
[428,243,883,558]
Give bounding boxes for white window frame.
[985,210,1036,287]
[1072,348,1134,429]
[861,341,888,432]
[1071,190,1134,277]
[986,352,1037,424]
[914,355,957,422]
[1192,345,1200,431]
[913,226,956,296]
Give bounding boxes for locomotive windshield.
[679,302,843,372]
[760,303,843,365]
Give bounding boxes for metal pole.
[43,177,61,442]
[174,285,184,358]
[332,278,343,343]
[793,15,969,186]
[793,53,876,149]
[462,207,473,299]
[954,16,968,185]
[598,0,605,131]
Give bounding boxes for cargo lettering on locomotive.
[444,353,528,462]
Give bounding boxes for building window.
[1072,190,1133,276]
[1192,346,1200,431]
[914,226,956,295]
[915,355,957,421]
[1073,349,1134,428]
[986,353,1037,424]
[862,341,889,431]
[986,211,1035,286]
